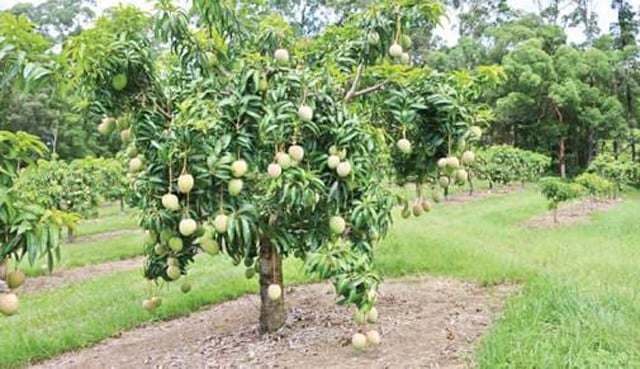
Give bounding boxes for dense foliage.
[0,131,78,298]
[64,0,473,337]
[425,1,640,177]
[471,145,551,188]
[14,157,126,219]
[587,153,640,194]
[574,172,614,199]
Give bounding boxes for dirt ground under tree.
[524,198,621,228]
[31,277,515,369]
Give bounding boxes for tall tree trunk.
[553,104,566,177]
[51,120,59,156]
[613,140,619,160]
[258,239,285,333]
[559,137,566,178]
[587,129,595,164]
[626,79,635,161]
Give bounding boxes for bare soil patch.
[19,257,143,294]
[444,185,523,204]
[525,198,621,229]
[30,277,515,369]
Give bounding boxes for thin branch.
[344,63,365,101]
[347,80,389,100]
[144,92,172,121]
[134,78,172,121]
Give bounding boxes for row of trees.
[426,1,640,176]
[1,0,638,176]
[470,145,551,189]
[14,156,126,240]
[540,152,640,222]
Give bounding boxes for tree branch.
[344,63,365,101]
[347,80,389,100]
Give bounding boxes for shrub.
[587,153,640,196]
[574,173,613,199]
[472,145,550,188]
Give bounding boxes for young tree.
[539,176,584,223]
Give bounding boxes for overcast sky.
[0,0,619,45]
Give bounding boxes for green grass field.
[1,188,639,368]
[20,232,144,277]
[73,205,137,237]
[378,189,640,368]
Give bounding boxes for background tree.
[0,9,115,159]
[8,0,96,42]
[610,0,639,160]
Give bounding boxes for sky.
[0,0,620,45]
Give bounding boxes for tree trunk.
[51,120,59,156]
[120,197,125,212]
[613,140,619,160]
[258,239,286,334]
[626,79,635,161]
[558,137,566,178]
[67,227,75,243]
[468,177,474,196]
[0,258,9,293]
[587,129,595,164]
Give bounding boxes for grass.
[377,189,640,368]
[2,187,640,368]
[14,204,142,277]
[97,202,127,218]
[20,232,144,277]
[73,207,137,237]
[0,256,307,368]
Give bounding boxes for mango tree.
[587,153,633,197]
[574,172,614,200]
[472,145,551,189]
[13,157,125,241]
[0,131,78,316]
[67,0,444,346]
[0,27,78,315]
[370,66,501,205]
